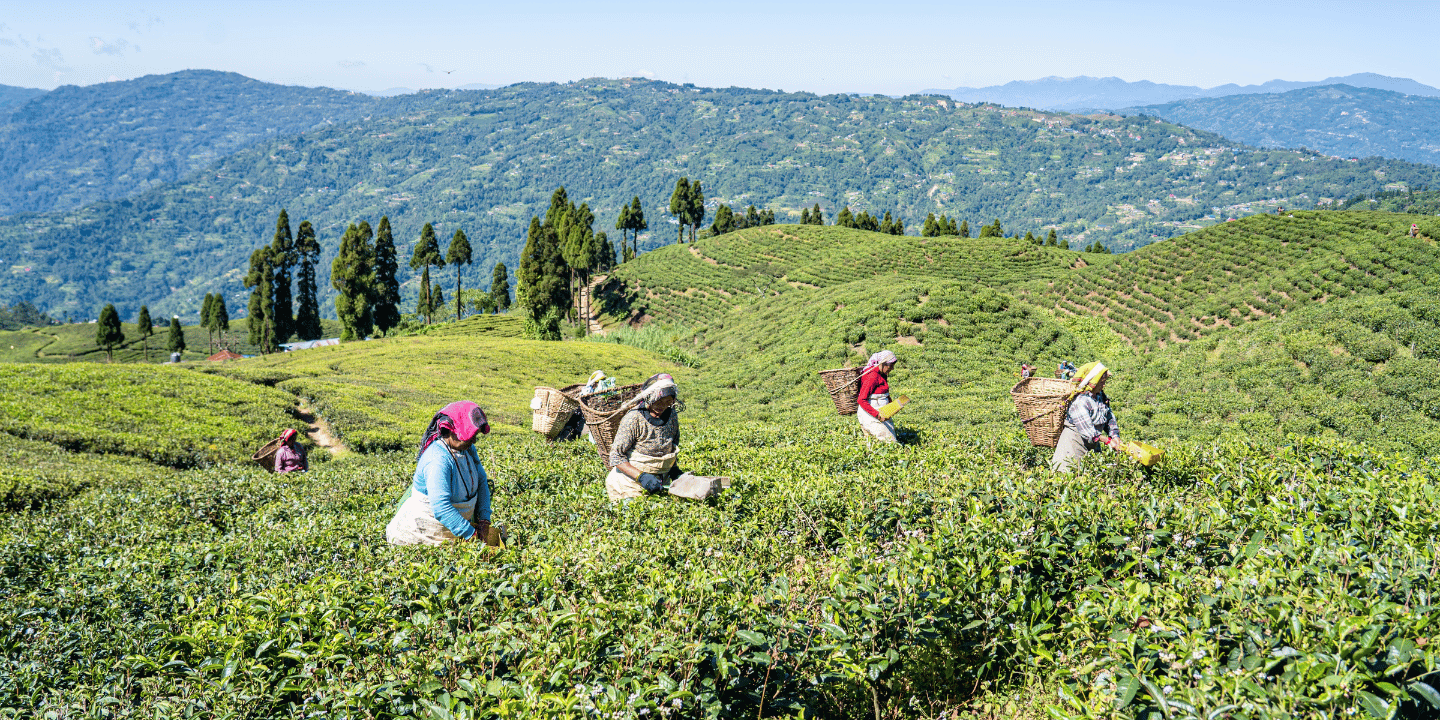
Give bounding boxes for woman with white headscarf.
[605,373,684,501]
[856,350,900,443]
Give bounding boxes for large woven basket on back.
[251,437,285,473]
[578,383,644,467]
[818,367,863,416]
[530,386,582,438]
[1010,376,1076,448]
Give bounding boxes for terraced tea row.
[1030,211,1440,347]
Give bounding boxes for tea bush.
[3,425,1436,719]
[0,364,302,467]
[217,335,688,452]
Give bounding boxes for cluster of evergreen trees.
[329,216,513,342]
[517,187,619,339]
[709,204,777,235]
[668,178,707,243]
[613,197,648,263]
[245,210,325,352]
[93,302,184,362]
[835,207,904,235]
[798,204,826,225]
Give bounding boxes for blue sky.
[1,1,1435,94]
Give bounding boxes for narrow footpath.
[581,275,607,336]
[296,397,347,457]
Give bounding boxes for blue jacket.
[412,441,490,539]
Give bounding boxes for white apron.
[857,392,897,443]
[605,449,678,501]
[386,448,482,546]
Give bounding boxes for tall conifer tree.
[669,178,691,244]
[269,210,295,344]
[409,223,445,324]
[371,216,401,336]
[96,304,123,363]
[517,190,573,337]
[491,262,510,312]
[167,316,186,355]
[293,221,323,340]
[201,293,216,352]
[687,181,705,242]
[446,228,473,321]
[244,248,273,349]
[331,223,375,341]
[210,295,230,344]
[136,305,153,361]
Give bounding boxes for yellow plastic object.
[1123,440,1165,467]
[877,395,910,420]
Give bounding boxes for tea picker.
[386,401,504,547]
[1009,361,1164,472]
[855,350,905,444]
[604,374,729,501]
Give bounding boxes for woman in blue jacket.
[386,401,494,545]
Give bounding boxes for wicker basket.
[818,367,864,416]
[251,437,285,473]
[1010,376,1076,448]
[578,383,644,467]
[531,386,581,438]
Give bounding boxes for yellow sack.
[1123,441,1165,468]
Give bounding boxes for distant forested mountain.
[0,70,387,215]
[928,73,1440,112]
[1124,85,1440,166]
[0,83,45,111]
[4,76,1440,321]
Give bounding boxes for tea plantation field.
[194,334,685,453]
[4,422,1437,719]
[599,213,1440,455]
[5,209,1440,718]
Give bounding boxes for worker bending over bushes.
[606,374,686,500]
[386,401,494,545]
[856,350,900,443]
[1049,362,1121,473]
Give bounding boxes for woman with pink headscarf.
[856,350,899,443]
[386,401,494,546]
[273,429,308,473]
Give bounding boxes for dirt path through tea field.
[582,275,607,336]
[296,397,347,457]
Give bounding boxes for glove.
[473,519,491,542]
[637,472,666,493]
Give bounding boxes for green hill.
[1126,84,1440,165]
[1027,210,1440,347]
[0,70,385,215]
[595,212,1440,455]
[8,77,1440,320]
[6,208,1440,718]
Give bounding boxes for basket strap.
[828,369,866,396]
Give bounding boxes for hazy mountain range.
[5,71,1437,321]
[1123,85,1440,165]
[926,73,1440,112]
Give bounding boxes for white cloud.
[90,37,137,56]
[338,59,365,68]
[636,69,656,79]
[32,47,68,71]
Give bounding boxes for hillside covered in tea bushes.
[4,207,1440,718]
[8,75,1440,321]
[597,211,1440,454]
